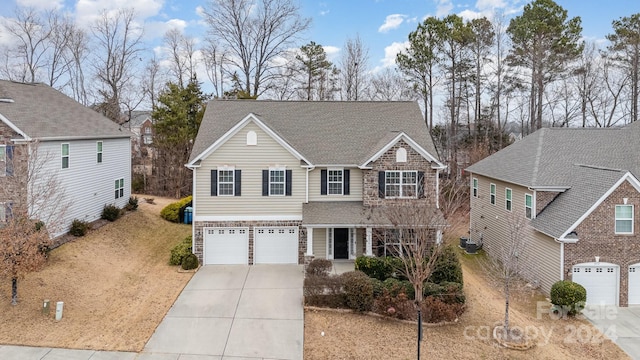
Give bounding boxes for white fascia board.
[194,215,303,221]
[187,113,312,167]
[559,171,640,239]
[0,112,30,140]
[361,132,443,168]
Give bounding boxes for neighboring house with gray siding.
[187,100,446,266]
[467,123,640,306]
[0,80,131,238]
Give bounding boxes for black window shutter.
[417,171,425,198]
[234,170,241,196]
[286,170,292,196]
[344,169,350,195]
[210,170,217,196]
[321,169,327,195]
[262,170,269,196]
[5,145,13,176]
[378,171,385,198]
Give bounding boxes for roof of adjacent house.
[190,100,440,166]
[0,80,129,140]
[467,123,640,239]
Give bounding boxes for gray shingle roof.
[467,125,640,238]
[0,80,129,140]
[190,100,440,165]
[302,201,446,226]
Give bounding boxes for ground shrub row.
[70,197,138,236]
[160,196,193,223]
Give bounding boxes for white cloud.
[323,45,340,62]
[75,0,164,27]
[435,0,453,17]
[378,41,409,69]
[378,14,406,33]
[195,5,205,17]
[144,18,188,40]
[459,9,484,21]
[476,0,507,11]
[17,0,64,10]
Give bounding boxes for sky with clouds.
[1,0,639,76]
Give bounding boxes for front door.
[334,228,349,259]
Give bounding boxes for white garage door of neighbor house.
[572,263,619,306]
[629,263,640,305]
[204,227,249,265]
[254,227,299,264]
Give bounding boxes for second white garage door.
[629,263,640,305]
[254,227,299,264]
[204,227,249,265]
[572,263,619,306]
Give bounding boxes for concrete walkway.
[584,305,640,360]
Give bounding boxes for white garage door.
[254,227,299,264]
[629,263,640,305]
[572,263,619,306]
[204,227,248,265]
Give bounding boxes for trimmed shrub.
[373,291,416,320]
[170,236,192,265]
[550,280,586,316]
[304,275,345,308]
[125,196,139,211]
[421,296,465,323]
[181,253,199,270]
[370,278,385,298]
[355,256,393,281]
[306,258,333,277]
[382,278,415,299]
[69,219,89,237]
[429,245,463,284]
[423,281,465,304]
[160,196,193,223]
[341,271,374,312]
[101,204,121,221]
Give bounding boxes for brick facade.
[536,191,560,216]
[564,180,640,307]
[0,122,27,213]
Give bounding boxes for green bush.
[69,219,89,237]
[160,196,193,223]
[304,275,345,308]
[170,236,192,265]
[101,204,121,221]
[550,280,586,316]
[341,271,374,312]
[306,258,333,277]
[423,281,465,304]
[370,278,385,298]
[181,253,199,270]
[125,196,139,211]
[382,278,415,299]
[429,245,463,284]
[355,256,393,280]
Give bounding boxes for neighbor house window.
[0,145,5,176]
[505,188,512,211]
[0,202,5,222]
[143,127,152,144]
[385,171,417,198]
[97,141,103,163]
[525,194,533,219]
[472,178,478,198]
[218,170,235,196]
[269,169,285,196]
[61,143,69,169]
[328,169,343,195]
[115,178,124,199]
[490,183,496,205]
[615,205,634,234]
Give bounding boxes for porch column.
[365,227,373,256]
[306,227,314,256]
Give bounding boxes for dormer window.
[247,131,257,145]
[396,147,407,163]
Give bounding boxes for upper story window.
[144,127,151,134]
[386,170,417,198]
[525,193,533,219]
[61,143,69,169]
[269,169,285,196]
[328,169,343,195]
[97,141,103,163]
[211,168,241,197]
[115,178,124,199]
[490,183,496,205]
[218,169,235,196]
[615,205,634,234]
[396,147,407,163]
[505,188,512,211]
[472,178,478,198]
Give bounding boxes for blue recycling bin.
[183,206,193,224]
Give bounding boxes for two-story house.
[187,100,446,265]
[0,80,131,238]
[467,123,640,306]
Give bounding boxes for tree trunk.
[504,279,510,339]
[11,277,18,305]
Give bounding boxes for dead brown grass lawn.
[304,215,629,360]
[0,196,193,351]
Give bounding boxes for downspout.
[305,166,315,204]
[435,169,441,209]
[560,242,564,280]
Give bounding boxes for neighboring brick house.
[187,100,447,265]
[467,123,640,306]
[0,80,131,238]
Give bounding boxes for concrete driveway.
[143,264,304,360]
[584,305,640,360]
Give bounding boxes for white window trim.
[0,145,5,177]
[615,204,634,234]
[525,193,533,219]
[115,178,124,199]
[97,141,103,163]
[269,167,286,196]
[327,168,344,195]
[386,170,418,199]
[61,143,70,169]
[472,177,478,198]
[490,183,496,205]
[505,187,512,212]
[0,201,5,222]
[217,166,235,196]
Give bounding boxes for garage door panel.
[629,264,640,305]
[254,227,298,264]
[572,263,618,306]
[204,227,248,265]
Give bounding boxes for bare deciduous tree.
[367,68,413,101]
[340,34,369,101]
[163,28,197,88]
[202,39,229,98]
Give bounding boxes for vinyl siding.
[312,228,327,258]
[37,137,131,237]
[470,174,561,294]
[194,122,305,218]
[308,168,363,201]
